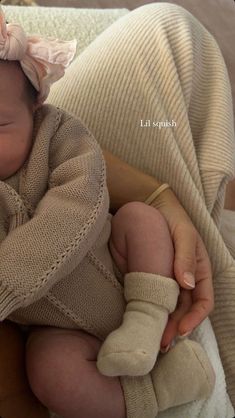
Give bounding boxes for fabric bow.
[0,5,77,103]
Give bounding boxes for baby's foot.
[96,272,179,377]
[151,339,216,410]
[97,301,164,376]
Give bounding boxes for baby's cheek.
[0,135,31,178]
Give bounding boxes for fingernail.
[183,272,195,288]
[160,344,171,353]
[178,331,191,339]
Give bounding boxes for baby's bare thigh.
[26,326,102,360]
[25,327,103,409]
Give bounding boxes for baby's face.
[0,61,39,180]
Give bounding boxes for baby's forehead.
[0,59,25,81]
[0,60,25,102]
[0,59,19,73]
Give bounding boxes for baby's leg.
[97,202,180,377]
[108,201,175,276]
[25,327,215,418]
[26,327,126,418]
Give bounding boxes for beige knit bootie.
[119,338,216,418]
[96,272,180,377]
[151,339,216,411]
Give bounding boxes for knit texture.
[45,2,235,415]
[124,272,179,312]
[96,272,180,377]
[120,374,158,418]
[1,104,128,342]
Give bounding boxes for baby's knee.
[133,2,194,30]
[113,201,171,241]
[137,2,189,16]
[110,202,173,271]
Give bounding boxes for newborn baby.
[0,6,215,418]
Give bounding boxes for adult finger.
[173,222,197,290]
[160,288,192,350]
[177,236,214,336]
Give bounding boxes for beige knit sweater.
[0,104,127,341]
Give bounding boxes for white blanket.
[159,319,234,418]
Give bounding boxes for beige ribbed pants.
[47,2,235,415]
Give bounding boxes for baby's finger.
[177,282,214,335]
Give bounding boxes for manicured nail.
[160,344,171,353]
[178,331,191,339]
[183,272,195,288]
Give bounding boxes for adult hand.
[149,188,214,351]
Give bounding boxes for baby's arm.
[0,111,109,320]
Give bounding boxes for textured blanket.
[1,1,37,6]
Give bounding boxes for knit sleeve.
[0,115,110,320]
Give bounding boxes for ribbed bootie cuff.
[120,374,158,418]
[124,272,180,313]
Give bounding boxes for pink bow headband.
[0,4,77,104]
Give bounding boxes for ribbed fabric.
[45,1,235,412]
[220,209,235,260]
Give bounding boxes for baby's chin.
[0,171,16,181]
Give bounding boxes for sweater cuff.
[120,374,158,418]
[0,285,22,321]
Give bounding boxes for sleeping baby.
[0,5,215,418]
